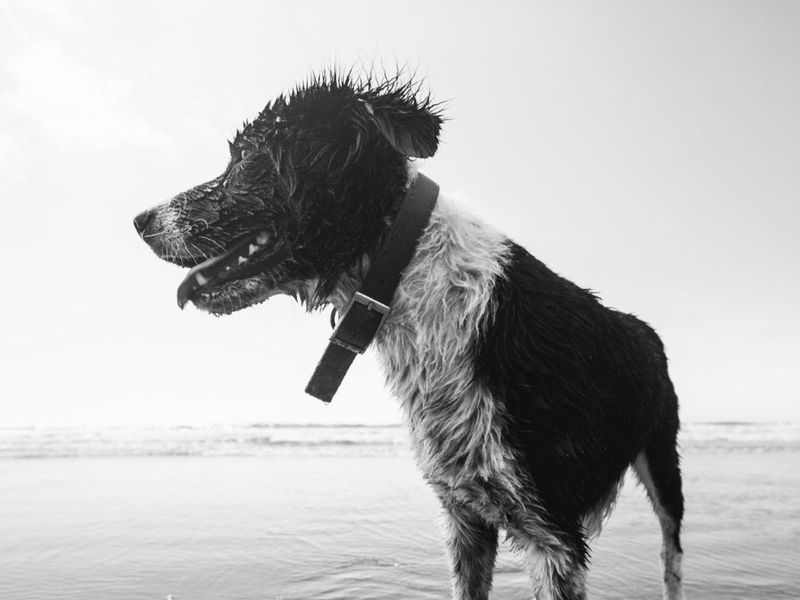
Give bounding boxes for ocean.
[1,423,798,599]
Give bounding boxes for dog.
[134,72,685,600]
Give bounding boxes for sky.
[0,0,798,427]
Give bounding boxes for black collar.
[305,173,440,402]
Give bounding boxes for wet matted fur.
[134,72,686,600]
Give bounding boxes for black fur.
[476,242,683,566]
[225,72,443,305]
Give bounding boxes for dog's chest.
[381,359,527,527]
[369,197,517,489]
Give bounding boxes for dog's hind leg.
[523,538,588,600]
[441,502,499,600]
[633,414,686,600]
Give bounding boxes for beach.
[1,424,798,599]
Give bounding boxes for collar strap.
[305,173,440,403]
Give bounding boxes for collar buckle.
[329,291,391,354]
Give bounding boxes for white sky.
[0,1,798,427]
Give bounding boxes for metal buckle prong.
[351,291,390,315]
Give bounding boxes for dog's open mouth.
[177,230,291,310]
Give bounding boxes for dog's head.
[134,73,442,315]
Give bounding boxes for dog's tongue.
[177,230,286,309]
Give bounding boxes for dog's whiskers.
[189,242,211,262]
[198,235,226,254]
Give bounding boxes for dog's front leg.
[441,501,499,600]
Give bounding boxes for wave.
[0,422,798,459]
[0,424,410,459]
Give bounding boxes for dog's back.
[479,242,683,567]
[478,241,680,526]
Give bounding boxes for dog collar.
[305,173,440,403]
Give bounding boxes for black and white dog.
[134,73,685,600]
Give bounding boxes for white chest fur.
[374,197,515,487]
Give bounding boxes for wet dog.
[134,73,685,600]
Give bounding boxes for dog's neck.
[305,169,439,402]
[373,194,510,372]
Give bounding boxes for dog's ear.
[357,98,441,159]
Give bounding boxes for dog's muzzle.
[176,230,291,309]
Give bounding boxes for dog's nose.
[133,210,155,237]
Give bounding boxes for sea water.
[1,423,798,599]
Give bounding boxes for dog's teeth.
[248,244,258,255]
[195,273,208,285]
[238,256,248,265]
[256,231,270,245]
